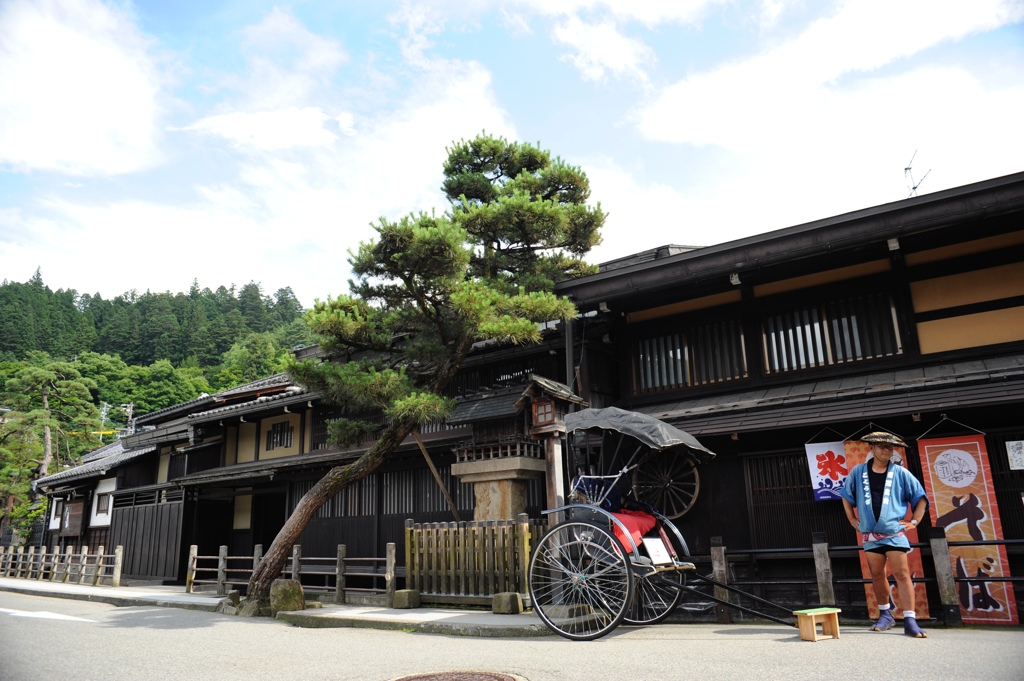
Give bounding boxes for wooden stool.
[794,607,841,641]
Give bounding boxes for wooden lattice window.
[762,291,902,375]
[634,317,747,394]
[266,421,294,451]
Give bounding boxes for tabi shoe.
[869,609,896,631]
[903,616,928,638]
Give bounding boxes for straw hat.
[860,431,908,448]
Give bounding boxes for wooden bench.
[793,607,841,642]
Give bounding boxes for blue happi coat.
[840,460,927,550]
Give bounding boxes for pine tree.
[246,134,599,600]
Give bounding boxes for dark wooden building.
[555,170,1024,617]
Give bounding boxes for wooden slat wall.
[109,501,184,580]
[404,517,546,603]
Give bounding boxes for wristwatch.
[910,519,919,526]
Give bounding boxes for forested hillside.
[1,269,308,371]
[0,271,314,534]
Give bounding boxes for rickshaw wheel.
[632,454,701,519]
[528,521,634,641]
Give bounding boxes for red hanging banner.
[917,435,1018,625]
[843,440,929,620]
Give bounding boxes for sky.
[1,0,1022,308]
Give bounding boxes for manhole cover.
[393,674,521,681]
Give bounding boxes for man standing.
[840,431,929,638]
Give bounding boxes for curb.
[276,610,552,637]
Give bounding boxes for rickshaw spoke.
[528,521,634,641]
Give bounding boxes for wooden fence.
[404,513,546,606]
[0,545,123,586]
[185,543,397,606]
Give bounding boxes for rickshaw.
[528,407,797,640]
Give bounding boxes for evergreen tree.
[247,134,597,600]
[237,282,270,333]
[2,352,101,477]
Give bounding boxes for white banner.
[805,441,849,501]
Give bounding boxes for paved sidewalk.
[0,576,222,610]
[0,577,549,637]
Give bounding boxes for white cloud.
[0,0,164,175]
[552,16,654,83]
[516,0,721,27]
[600,62,1024,258]
[638,0,1024,147]
[183,107,347,151]
[1,11,519,307]
[236,7,348,110]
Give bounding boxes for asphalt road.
[2,591,1022,681]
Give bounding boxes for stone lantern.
[449,375,586,521]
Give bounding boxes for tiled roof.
[135,373,294,424]
[35,441,157,488]
[448,374,585,425]
[187,385,310,421]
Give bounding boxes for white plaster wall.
[89,478,117,528]
[48,498,62,530]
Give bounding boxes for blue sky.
[1,0,1022,307]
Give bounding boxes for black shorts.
[865,545,910,555]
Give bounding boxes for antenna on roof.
[904,150,931,197]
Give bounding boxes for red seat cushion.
[610,508,657,549]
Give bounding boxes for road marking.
[0,607,96,622]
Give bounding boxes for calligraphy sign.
[805,441,849,501]
[918,435,1019,625]
[844,439,929,620]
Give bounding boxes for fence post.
[49,546,61,581]
[111,546,123,587]
[335,545,346,605]
[93,546,105,586]
[78,546,90,584]
[517,513,530,597]
[25,546,37,579]
[61,546,74,583]
[217,545,228,595]
[0,545,6,577]
[928,526,963,627]
[404,519,415,594]
[185,545,198,593]
[385,542,396,608]
[291,545,301,581]
[811,532,836,606]
[710,536,732,624]
[14,546,25,578]
[36,546,47,581]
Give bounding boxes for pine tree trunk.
[245,337,474,604]
[246,418,416,601]
[40,388,53,476]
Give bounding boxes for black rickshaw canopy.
[564,406,716,463]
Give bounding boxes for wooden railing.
[454,436,544,463]
[185,543,396,606]
[404,514,546,606]
[0,545,123,586]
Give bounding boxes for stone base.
[269,579,305,615]
[492,592,523,615]
[392,589,421,609]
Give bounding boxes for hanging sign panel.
[805,441,849,501]
[843,439,929,620]
[918,435,1018,625]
